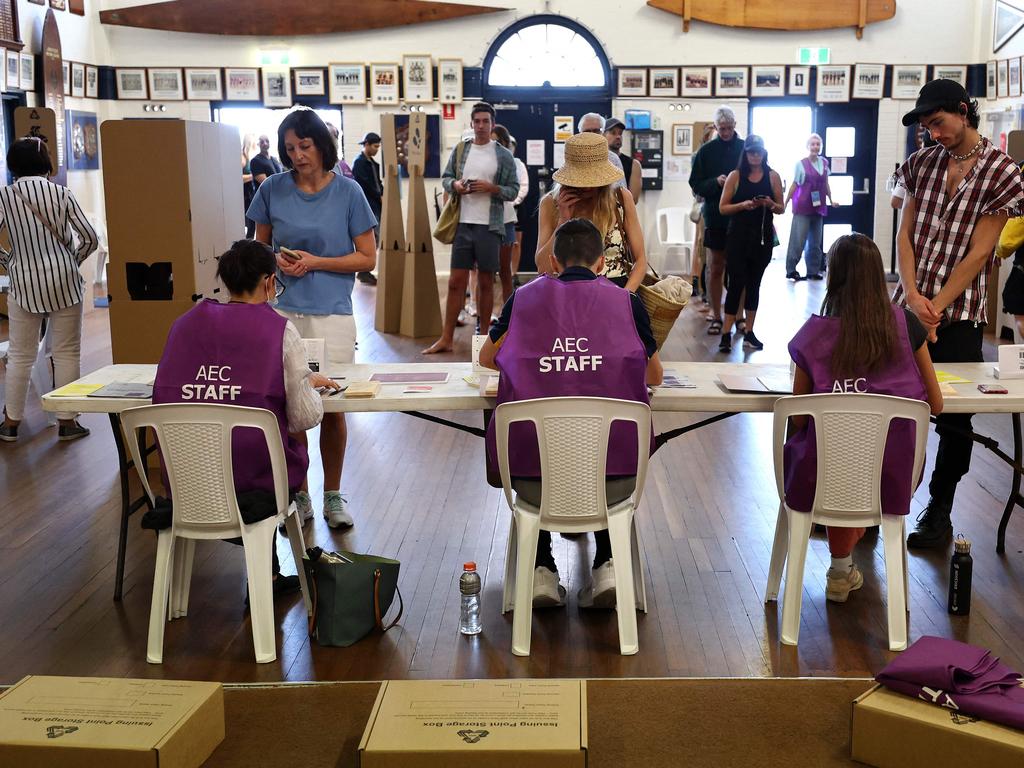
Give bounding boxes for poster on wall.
[20,52,33,91]
[892,65,927,99]
[987,60,997,99]
[71,61,84,98]
[225,68,260,100]
[393,114,441,177]
[681,67,711,97]
[932,65,967,87]
[671,124,692,155]
[85,65,98,98]
[65,109,98,171]
[5,50,18,90]
[554,115,573,143]
[852,64,884,99]
[715,66,748,97]
[649,68,679,97]
[328,63,365,103]
[816,65,850,103]
[402,55,432,103]
[62,60,69,95]
[438,58,462,104]
[1011,57,1022,97]
[184,68,222,100]
[750,66,784,97]
[788,66,810,95]
[262,68,291,107]
[999,59,1009,97]
[370,63,399,104]
[994,0,1024,53]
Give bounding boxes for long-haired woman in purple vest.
[785,234,943,603]
[784,134,833,281]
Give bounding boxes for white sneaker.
[826,564,864,603]
[323,491,353,528]
[578,559,617,609]
[532,566,566,607]
[280,490,314,532]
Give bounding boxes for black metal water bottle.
[947,536,973,616]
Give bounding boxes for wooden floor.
[1,259,1022,684]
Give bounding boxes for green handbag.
[304,548,404,647]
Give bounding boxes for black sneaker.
[0,422,18,442]
[58,422,90,442]
[357,271,378,286]
[718,333,732,352]
[743,331,764,350]
[906,501,953,549]
[786,271,805,282]
[808,273,825,281]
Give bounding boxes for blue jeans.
[785,214,824,275]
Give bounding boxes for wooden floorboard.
[1,258,1022,683]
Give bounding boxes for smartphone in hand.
[280,246,301,262]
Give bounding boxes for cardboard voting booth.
[400,111,442,338]
[374,113,407,334]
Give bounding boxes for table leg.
[109,413,132,601]
[997,412,1022,555]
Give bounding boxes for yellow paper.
[934,369,970,384]
[48,382,104,397]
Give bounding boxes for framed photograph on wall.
[49,0,66,9]
[62,60,70,95]
[328,63,366,103]
[816,65,850,102]
[999,59,1009,97]
[71,61,85,98]
[750,66,785,97]
[994,0,1024,53]
[671,124,693,155]
[293,68,325,97]
[402,55,432,103]
[649,68,679,97]
[852,63,885,99]
[116,68,147,99]
[987,60,997,99]
[617,68,647,97]
[148,68,183,100]
[7,50,20,90]
[932,65,967,87]
[262,68,291,107]
[370,63,399,105]
[66,110,100,171]
[438,58,462,103]
[1011,57,1022,97]
[20,52,34,91]
[681,67,712,98]
[788,66,810,95]
[715,67,748,97]
[892,65,927,99]
[225,68,260,101]
[184,68,222,100]
[85,65,98,98]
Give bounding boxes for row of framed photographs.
[61,60,99,98]
[1,50,36,93]
[617,64,967,101]
[111,58,465,104]
[987,59,1024,99]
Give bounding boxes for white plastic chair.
[656,207,694,275]
[121,403,311,664]
[763,393,929,651]
[495,396,652,656]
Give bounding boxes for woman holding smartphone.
[717,135,784,352]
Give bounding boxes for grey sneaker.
[281,490,314,532]
[57,422,90,442]
[324,491,353,528]
[826,565,864,603]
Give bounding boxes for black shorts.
[451,223,501,272]
[1004,264,1024,315]
[704,226,728,251]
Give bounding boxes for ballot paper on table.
[88,382,154,399]
[718,374,793,394]
[659,372,696,389]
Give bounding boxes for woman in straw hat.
[536,132,647,292]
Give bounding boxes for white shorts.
[275,310,356,372]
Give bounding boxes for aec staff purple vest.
[784,305,926,516]
[792,157,830,217]
[153,300,308,493]
[485,275,650,479]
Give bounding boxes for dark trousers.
[927,320,984,504]
[724,226,773,315]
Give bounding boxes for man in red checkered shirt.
[895,79,1024,548]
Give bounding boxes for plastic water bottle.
[459,562,482,635]
[947,536,973,616]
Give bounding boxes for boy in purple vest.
[154,239,339,597]
[480,218,663,608]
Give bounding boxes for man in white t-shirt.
[424,102,519,354]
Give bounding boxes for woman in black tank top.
[716,134,784,352]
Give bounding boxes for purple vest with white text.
[784,306,926,516]
[485,275,650,479]
[792,157,829,217]
[153,300,308,493]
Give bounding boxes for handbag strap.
[373,568,404,632]
[12,186,66,245]
[306,566,319,638]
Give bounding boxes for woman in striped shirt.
[1,137,98,442]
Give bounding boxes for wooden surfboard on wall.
[646,0,896,38]
[100,0,509,36]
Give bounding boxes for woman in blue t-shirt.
[247,108,378,530]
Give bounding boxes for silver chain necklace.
[947,138,983,162]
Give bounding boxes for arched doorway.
[482,15,612,271]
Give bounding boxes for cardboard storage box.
[852,684,1024,767]
[359,679,587,767]
[0,675,224,768]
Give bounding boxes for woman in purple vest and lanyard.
[785,234,943,603]
[155,240,339,594]
[784,133,833,281]
[479,218,663,609]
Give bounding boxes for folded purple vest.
[877,635,1024,730]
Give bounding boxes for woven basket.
[637,271,690,351]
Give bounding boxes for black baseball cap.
[604,117,625,132]
[360,132,382,144]
[901,79,970,126]
[743,135,765,152]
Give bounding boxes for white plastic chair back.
[122,403,289,538]
[771,393,929,527]
[495,396,651,527]
[657,206,689,247]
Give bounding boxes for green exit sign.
[798,47,831,65]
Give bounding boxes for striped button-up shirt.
[893,139,1024,324]
[0,176,98,314]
